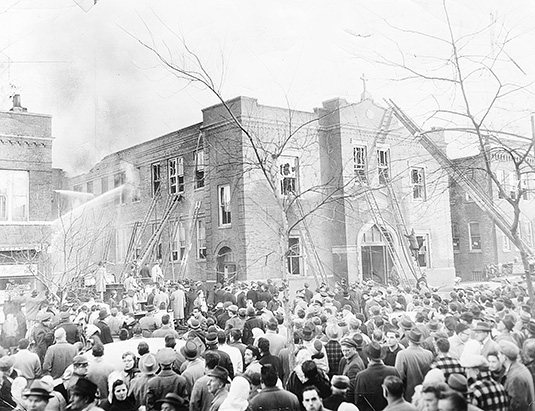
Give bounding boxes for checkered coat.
[469,371,509,411]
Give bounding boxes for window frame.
[197,219,207,259]
[279,156,298,195]
[468,222,482,252]
[353,146,367,183]
[152,163,161,197]
[411,167,426,201]
[218,184,232,226]
[114,172,126,205]
[172,220,186,262]
[452,223,460,252]
[415,234,430,268]
[0,170,29,222]
[287,236,303,275]
[377,149,390,185]
[194,150,205,189]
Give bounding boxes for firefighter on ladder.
[404,228,420,261]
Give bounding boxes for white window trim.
[197,219,206,260]
[287,235,304,276]
[353,145,368,184]
[169,158,178,195]
[278,155,299,196]
[410,166,426,201]
[415,232,431,268]
[194,150,205,190]
[152,163,161,196]
[218,184,231,227]
[172,220,186,262]
[377,148,390,184]
[468,222,482,252]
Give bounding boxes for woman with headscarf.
[101,379,137,411]
[107,351,140,397]
[219,376,250,411]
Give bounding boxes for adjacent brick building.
[0,95,58,295]
[67,95,456,288]
[450,149,535,280]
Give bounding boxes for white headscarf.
[219,376,250,411]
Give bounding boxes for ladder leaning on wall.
[138,194,183,267]
[292,196,329,287]
[177,200,202,281]
[119,187,162,281]
[385,98,535,257]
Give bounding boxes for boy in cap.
[339,337,364,402]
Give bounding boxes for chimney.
[11,94,27,112]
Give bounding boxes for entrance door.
[361,246,388,283]
[216,246,236,285]
[360,225,394,284]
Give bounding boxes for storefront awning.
[0,264,37,277]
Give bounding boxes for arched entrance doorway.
[360,224,394,284]
[216,246,236,285]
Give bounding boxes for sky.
[0,0,534,175]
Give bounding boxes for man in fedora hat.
[206,365,230,411]
[394,330,434,401]
[21,379,54,411]
[56,309,80,344]
[181,339,206,393]
[69,378,104,411]
[473,321,500,357]
[354,342,400,411]
[324,323,343,380]
[155,393,188,411]
[338,337,364,402]
[94,309,113,344]
[130,353,158,409]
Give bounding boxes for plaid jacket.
[430,354,465,380]
[470,371,509,411]
[325,339,343,377]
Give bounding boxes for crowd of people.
[1,275,535,411]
